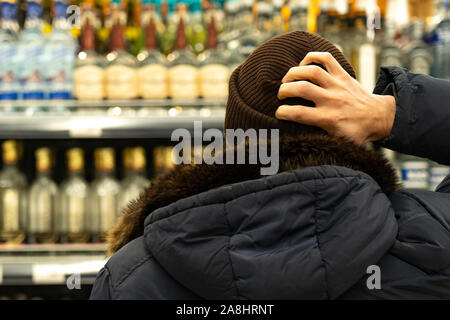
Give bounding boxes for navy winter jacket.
[90,67,450,300]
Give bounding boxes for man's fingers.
[275,105,329,128]
[281,65,335,87]
[278,80,328,102]
[299,52,347,77]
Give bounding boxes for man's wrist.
[367,94,396,143]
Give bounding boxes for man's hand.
[275,52,396,146]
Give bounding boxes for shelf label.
[69,127,103,138]
[32,264,66,284]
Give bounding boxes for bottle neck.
[80,19,96,51]
[145,18,158,50]
[109,19,126,52]
[206,17,218,50]
[3,162,18,170]
[68,169,83,178]
[36,169,51,179]
[96,169,114,179]
[25,1,42,29]
[174,18,188,51]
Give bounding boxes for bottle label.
[0,43,19,100]
[35,193,52,232]
[20,43,45,99]
[2,189,19,232]
[68,196,84,233]
[168,64,199,99]
[26,1,42,20]
[105,65,138,99]
[73,65,105,100]
[138,64,168,99]
[46,44,75,99]
[199,64,229,98]
[1,2,17,20]
[100,195,116,232]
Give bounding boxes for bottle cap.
[2,140,18,164]
[36,147,52,172]
[67,148,84,172]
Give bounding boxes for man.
[90,31,450,300]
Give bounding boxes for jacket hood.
[107,133,400,299]
[143,165,398,299]
[108,133,399,256]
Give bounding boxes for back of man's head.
[225,31,356,135]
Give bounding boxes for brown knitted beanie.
[225,31,356,134]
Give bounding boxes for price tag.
[69,127,103,138]
[32,264,66,284]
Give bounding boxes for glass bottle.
[198,14,230,99]
[58,148,90,243]
[119,147,150,212]
[73,2,106,100]
[137,3,169,99]
[28,147,58,243]
[0,0,20,103]
[105,0,139,99]
[167,3,199,99]
[89,148,120,242]
[44,0,76,101]
[407,20,432,75]
[17,0,46,106]
[430,0,450,79]
[0,140,27,243]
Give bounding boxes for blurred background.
[0,0,448,299]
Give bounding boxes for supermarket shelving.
[0,99,227,139]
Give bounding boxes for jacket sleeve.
[89,267,113,300]
[373,67,450,166]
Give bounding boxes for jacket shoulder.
[92,236,199,299]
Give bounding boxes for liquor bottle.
[105,0,139,99]
[198,14,230,99]
[73,1,106,100]
[290,0,309,32]
[119,147,150,212]
[17,0,46,103]
[406,21,432,75]
[321,0,348,55]
[187,0,207,55]
[167,3,199,99]
[28,147,58,243]
[137,2,169,99]
[357,0,379,92]
[0,140,27,243]
[43,0,76,100]
[0,0,20,102]
[58,148,90,243]
[430,0,450,79]
[89,148,120,242]
[236,0,270,59]
[379,0,403,69]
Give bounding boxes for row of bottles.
[1,0,449,103]
[0,140,174,244]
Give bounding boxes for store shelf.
[0,243,107,285]
[0,99,226,139]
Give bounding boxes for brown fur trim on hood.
[107,133,399,255]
